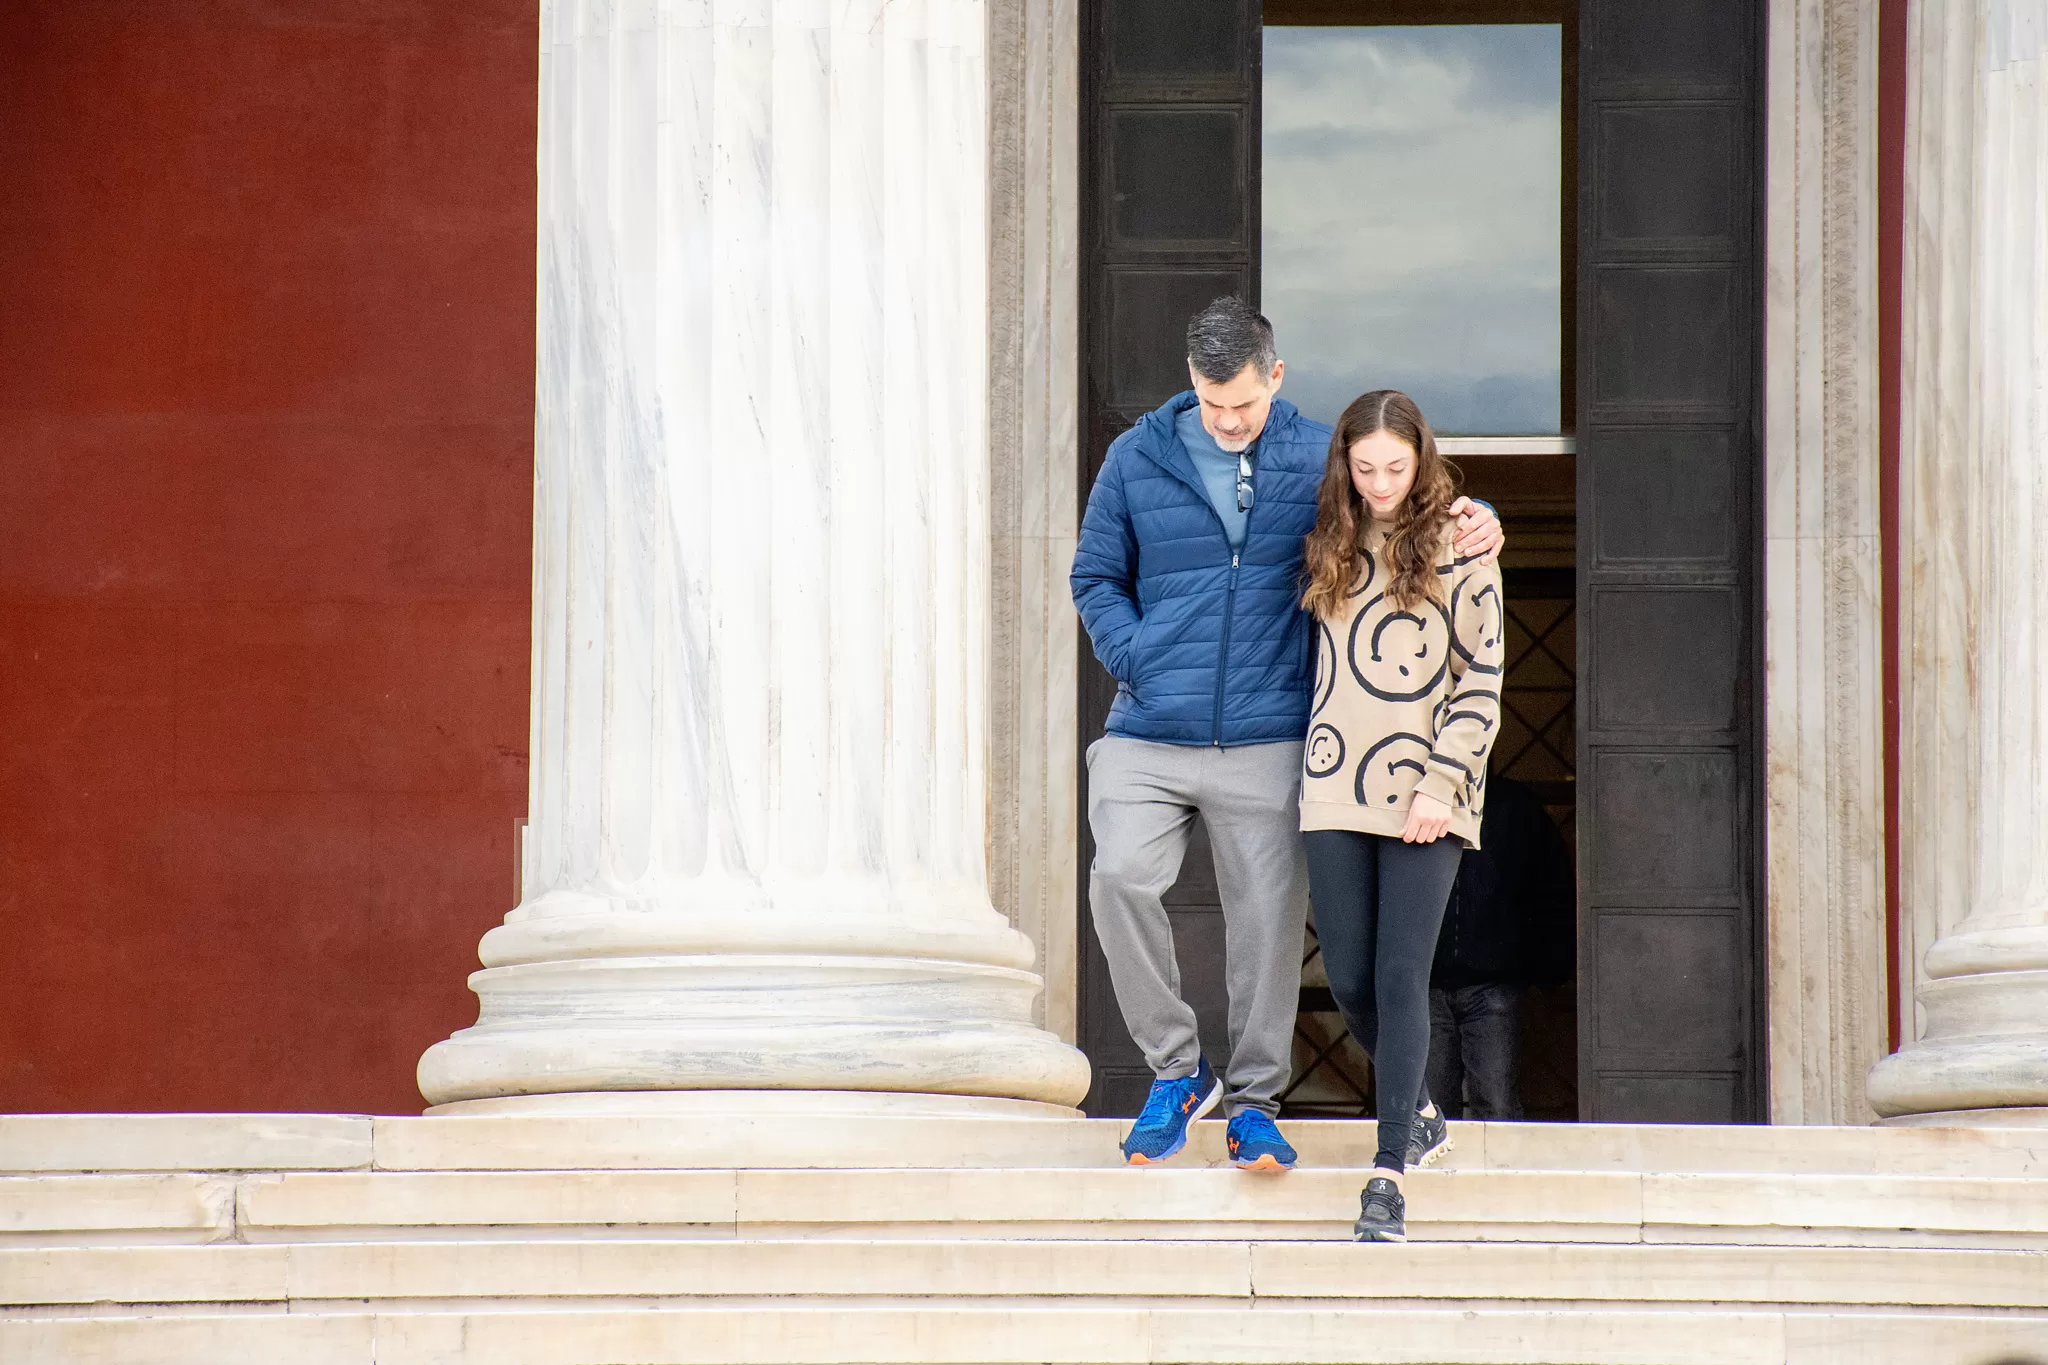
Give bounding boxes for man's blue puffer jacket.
[1071,391,1330,746]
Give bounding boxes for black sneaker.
[1354,1175,1406,1242]
[1407,1106,1453,1168]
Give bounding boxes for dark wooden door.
[1076,0,1261,1115]
[1574,0,1764,1121]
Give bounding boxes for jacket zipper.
[1213,551,1239,745]
[1211,453,1260,746]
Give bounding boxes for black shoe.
[1354,1175,1406,1242]
[1407,1106,1452,1168]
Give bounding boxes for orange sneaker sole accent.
[1235,1154,1289,1171]
[1127,1152,1155,1165]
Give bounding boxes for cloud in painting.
[1262,25,1562,433]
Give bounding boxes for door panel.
[1109,0,1247,77]
[1576,0,1762,1122]
[1587,268,1739,411]
[1594,1073,1739,1123]
[1592,108,1741,242]
[1107,112,1249,244]
[1593,913,1747,1054]
[1586,433,1737,563]
[1585,586,1740,733]
[1587,0,1748,90]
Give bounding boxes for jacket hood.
[1128,391,1311,468]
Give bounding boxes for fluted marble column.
[417,0,1090,1111]
[1868,0,2048,1122]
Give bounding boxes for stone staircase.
[4,1107,2047,1363]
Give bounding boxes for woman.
[1298,390,1504,1242]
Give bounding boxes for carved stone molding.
[987,0,1081,1041]
[1763,0,1890,1124]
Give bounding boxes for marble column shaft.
[1869,0,2048,1119]
[418,0,1089,1109]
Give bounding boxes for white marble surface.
[61,1310,2048,1365]
[21,1161,2048,1243]
[1762,0,1889,1124]
[1870,0,2048,1118]
[986,0,1081,1043]
[13,1141,2048,1365]
[0,1115,371,1173]
[12,1111,2048,1178]
[417,0,1087,1109]
[16,1308,2048,1365]
[0,1175,235,1237]
[12,1238,2048,1310]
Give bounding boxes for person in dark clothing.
[1426,772,1576,1120]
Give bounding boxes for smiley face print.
[1451,578,1505,677]
[1354,732,1436,809]
[1346,591,1453,703]
[1311,621,1339,718]
[1305,722,1346,778]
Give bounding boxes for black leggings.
[1303,829,1464,1172]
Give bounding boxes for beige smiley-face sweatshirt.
[1299,524,1506,848]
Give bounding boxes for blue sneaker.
[1120,1058,1222,1164]
[1225,1108,1298,1171]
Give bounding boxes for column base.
[424,1090,1081,1119]
[1865,968,2048,1117]
[416,952,1092,1109]
[1865,1031,2048,1117]
[1878,1106,2048,1129]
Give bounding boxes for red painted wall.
[0,1,537,1114]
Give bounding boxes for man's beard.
[1213,433,1253,454]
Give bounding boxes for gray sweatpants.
[1085,735,1310,1117]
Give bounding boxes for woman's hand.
[1402,792,1455,844]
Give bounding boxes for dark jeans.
[1303,829,1463,1172]
[1428,982,1525,1120]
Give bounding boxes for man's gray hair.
[1186,296,1278,384]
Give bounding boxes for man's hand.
[1401,792,1455,844]
[1449,496,1504,565]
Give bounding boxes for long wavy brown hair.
[1300,390,1459,619]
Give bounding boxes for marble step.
[5,1303,2047,1365]
[5,1238,2047,1310]
[6,1111,2047,1177]
[9,1166,2048,1248]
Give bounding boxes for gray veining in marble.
[1870,0,2048,1119]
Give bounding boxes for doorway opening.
[1075,0,1764,1125]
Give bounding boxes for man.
[1427,773,1577,1121]
[1071,297,1504,1170]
